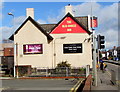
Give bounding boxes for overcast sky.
[0,1,119,50]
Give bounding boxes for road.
[1,78,80,92]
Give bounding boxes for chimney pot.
[68,4,70,6]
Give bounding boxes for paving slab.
[91,70,118,91]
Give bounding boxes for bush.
[56,60,71,68]
[16,65,31,77]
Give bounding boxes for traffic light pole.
[97,35,100,67]
[92,31,97,86]
[90,0,97,86]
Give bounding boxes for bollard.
[46,68,48,77]
[86,65,90,77]
[66,67,68,77]
[111,69,116,85]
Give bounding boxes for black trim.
[49,13,91,35]
[9,16,53,41]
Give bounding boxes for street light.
[8,12,17,78]
[8,12,14,27]
[8,12,14,17]
[53,36,66,68]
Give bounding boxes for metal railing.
[27,67,86,77]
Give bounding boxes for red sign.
[51,17,87,34]
[91,18,98,28]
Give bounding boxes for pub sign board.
[63,43,82,54]
[23,44,43,54]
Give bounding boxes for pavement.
[91,69,119,92]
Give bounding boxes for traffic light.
[97,35,105,49]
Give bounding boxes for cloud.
[13,16,26,26]
[0,1,3,9]
[102,29,118,49]
[1,26,14,40]
[73,2,118,49]
[1,16,26,42]
[0,1,3,20]
[96,3,118,28]
[0,1,3,43]
[37,19,47,24]
[94,3,118,49]
[73,2,101,16]
[0,26,18,43]
[47,7,65,24]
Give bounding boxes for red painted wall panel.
[51,17,87,34]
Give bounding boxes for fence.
[18,67,87,77]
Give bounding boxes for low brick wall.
[82,74,92,92]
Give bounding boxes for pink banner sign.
[23,44,43,54]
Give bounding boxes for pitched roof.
[9,13,91,41]
[40,24,56,33]
[9,16,53,40]
[49,13,91,35]
[40,16,88,33]
[75,16,88,30]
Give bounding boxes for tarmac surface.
[0,78,81,92]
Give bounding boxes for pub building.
[9,5,96,75]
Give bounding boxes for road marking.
[106,70,111,77]
[0,87,10,90]
[0,88,6,90]
[69,79,84,92]
[116,80,120,85]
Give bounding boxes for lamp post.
[53,37,66,68]
[8,13,14,27]
[8,12,16,78]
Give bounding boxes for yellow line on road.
[69,79,84,92]
[0,87,10,90]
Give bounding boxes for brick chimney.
[65,4,74,16]
[26,8,34,19]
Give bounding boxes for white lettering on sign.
[62,24,76,28]
[67,29,72,31]
[67,21,72,23]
